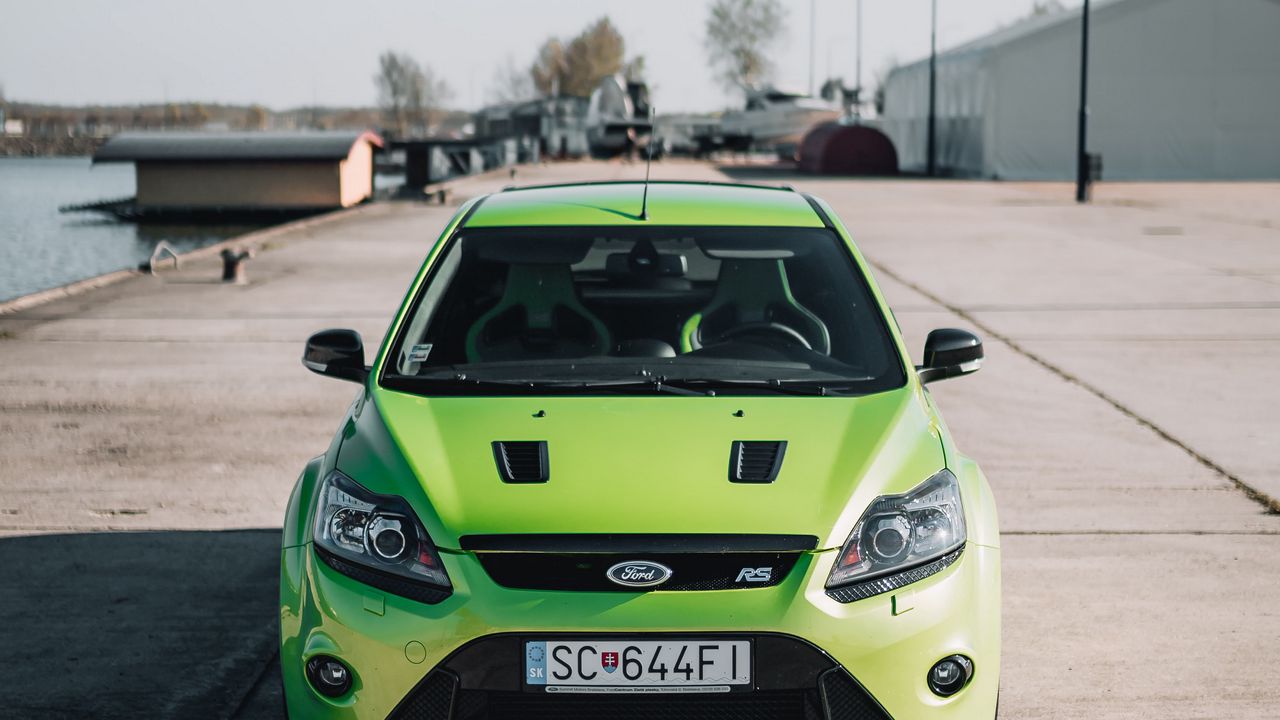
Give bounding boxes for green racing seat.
[465,264,611,363]
[681,258,831,355]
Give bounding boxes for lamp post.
[810,0,818,96]
[1075,0,1093,202]
[926,0,938,177]
[855,0,864,118]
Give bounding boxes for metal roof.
[93,130,383,163]
[893,0,1152,73]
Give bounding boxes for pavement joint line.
[158,619,279,720]
[1094,199,1280,234]
[894,302,1280,313]
[995,336,1280,343]
[228,645,281,720]
[0,525,285,534]
[1001,530,1280,536]
[24,338,315,344]
[869,260,1280,517]
[965,302,1280,312]
[3,314,392,321]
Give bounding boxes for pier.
[2,161,1279,717]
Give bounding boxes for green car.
[281,181,1000,719]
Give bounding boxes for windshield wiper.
[556,378,852,396]
[664,378,831,396]
[388,374,712,396]
[541,377,711,396]
[388,374,870,397]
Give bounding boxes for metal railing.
[148,241,180,275]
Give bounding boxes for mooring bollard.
[221,248,254,284]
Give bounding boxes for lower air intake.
[820,669,892,720]
[454,689,816,720]
[392,671,458,720]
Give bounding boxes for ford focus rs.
[281,181,1000,719]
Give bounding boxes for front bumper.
[281,542,1000,719]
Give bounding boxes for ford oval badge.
[606,560,673,588]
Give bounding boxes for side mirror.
[917,328,983,385]
[303,329,369,384]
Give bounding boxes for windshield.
[381,226,906,396]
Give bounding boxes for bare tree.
[375,51,452,137]
[705,0,787,92]
[407,64,452,135]
[375,51,416,136]
[490,56,535,104]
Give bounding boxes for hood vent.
[730,441,787,483]
[492,441,549,483]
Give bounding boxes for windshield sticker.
[407,344,433,363]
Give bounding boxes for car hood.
[338,387,944,551]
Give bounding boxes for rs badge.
[736,567,773,583]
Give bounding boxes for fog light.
[927,655,973,697]
[306,655,353,698]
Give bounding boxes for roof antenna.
[640,105,656,221]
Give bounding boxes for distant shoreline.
[0,137,105,157]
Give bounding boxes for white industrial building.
[880,0,1280,180]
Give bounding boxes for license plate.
[524,640,752,693]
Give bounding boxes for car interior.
[392,227,901,382]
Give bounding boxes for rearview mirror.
[303,329,369,384]
[917,329,983,385]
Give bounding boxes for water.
[0,157,262,303]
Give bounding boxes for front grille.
[730,441,787,483]
[460,534,817,593]
[474,551,803,591]
[492,441,548,483]
[387,634,892,720]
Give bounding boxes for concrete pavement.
[784,175,1280,718]
[1,161,1276,718]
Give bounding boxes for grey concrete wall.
[883,0,1280,179]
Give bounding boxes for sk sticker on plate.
[407,344,433,363]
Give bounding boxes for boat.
[585,74,653,158]
[719,87,842,158]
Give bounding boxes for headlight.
[825,469,966,602]
[312,470,451,602]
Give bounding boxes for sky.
[0,0,1080,113]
